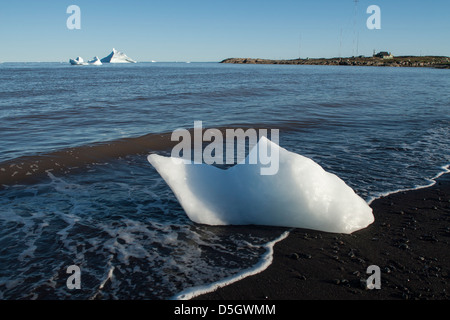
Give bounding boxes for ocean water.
[0,62,449,299]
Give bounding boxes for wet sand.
[196,173,450,300]
[0,124,280,187]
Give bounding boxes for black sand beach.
[196,173,450,300]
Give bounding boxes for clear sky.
[0,0,449,62]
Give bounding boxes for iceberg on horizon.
[148,137,374,234]
[69,57,88,65]
[88,56,102,65]
[100,48,137,63]
[69,56,103,66]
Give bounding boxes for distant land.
[221,56,450,69]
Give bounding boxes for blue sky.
[0,0,449,62]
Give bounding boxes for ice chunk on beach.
[147,137,374,234]
[100,48,137,63]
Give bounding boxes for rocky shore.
[196,172,450,300]
[221,56,450,69]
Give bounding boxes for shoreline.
[367,165,450,205]
[172,231,290,300]
[194,169,450,300]
[221,56,450,69]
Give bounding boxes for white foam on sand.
[148,136,374,234]
[367,164,450,205]
[171,230,290,300]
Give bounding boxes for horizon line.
[3,54,450,64]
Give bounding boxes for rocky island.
[221,55,450,69]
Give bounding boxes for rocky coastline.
[221,56,450,69]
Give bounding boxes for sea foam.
[148,137,374,234]
[172,230,290,300]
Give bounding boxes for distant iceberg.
[69,49,136,65]
[69,57,87,65]
[100,48,137,63]
[88,56,102,65]
[148,137,374,234]
[69,56,103,66]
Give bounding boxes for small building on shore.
[373,51,394,59]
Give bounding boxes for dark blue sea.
[0,62,449,299]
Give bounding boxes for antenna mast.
[298,33,302,59]
[353,0,359,57]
